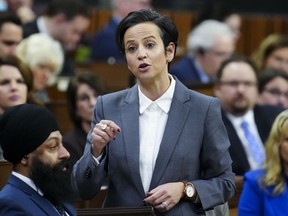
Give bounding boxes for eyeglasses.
[220,81,257,88]
[263,88,288,99]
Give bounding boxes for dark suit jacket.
[72,79,235,215]
[169,56,202,85]
[222,105,284,175]
[90,18,124,62]
[0,174,76,216]
[23,19,75,77]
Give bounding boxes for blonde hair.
[263,110,288,195]
[16,33,64,84]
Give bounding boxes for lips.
[138,63,150,73]
[9,95,20,101]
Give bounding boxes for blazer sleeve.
[71,96,108,199]
[192,98,236,210]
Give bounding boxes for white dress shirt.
[138,76,176,193]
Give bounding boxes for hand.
[143,182,184,212]
[91,120,121,157]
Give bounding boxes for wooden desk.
[0,161,13,189]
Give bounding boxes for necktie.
[241,120,265,167]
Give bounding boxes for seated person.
[214,55,284,175]
[257,69,288,109]
[17,33,64,104]
[251,34,288,74]
[169,20,235,85]
[0,104,76,216]
[238,110,288,215]
[63,72,107,166]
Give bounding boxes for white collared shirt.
[37,16,49,35]
[226,110,265,170]
[138,76,176,193]
[12,171,43,195]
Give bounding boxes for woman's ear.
[166,42,176,61]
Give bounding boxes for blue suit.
[0,174,76,216]
[90,18,124,62]
[169,56,202,85]
[238,170,288,216]
[72,79,235,215]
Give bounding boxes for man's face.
[198,35,234,78]
[28,131,71,203]
[56,15,90,52]
[214,61,258,116]
[0,22,23,57]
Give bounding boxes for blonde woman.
[17,33,64,104]
[239,110,288,215]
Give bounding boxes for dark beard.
[30,156,73,205]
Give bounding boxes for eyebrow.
[125,35,156,46]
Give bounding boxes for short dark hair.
[116,9,178,56]
[216,55,258,82]
[44,0,90,20]
[0,11,22,30]
[66,72,107,128]
[258,69,288,93]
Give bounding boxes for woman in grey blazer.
[72,9,235,216]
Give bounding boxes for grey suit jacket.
[72,80,235,216]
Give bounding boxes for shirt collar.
[37,16,49,35]
[12,171,44,196]
[139,75,175,114]
[226,109,255,126]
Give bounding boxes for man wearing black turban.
[0,104,76,216]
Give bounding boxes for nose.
[90,96,97,107]
[137,45,147,60]
[59,144,70,159]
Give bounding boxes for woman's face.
[76,83,97,123]
[32,63,55,91]
[123,22,175,84]
[0,65,27,114]
[258,76,288,108]
[265,47,288,74]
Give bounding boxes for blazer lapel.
[121,85,144,194]
[150,81,190,188]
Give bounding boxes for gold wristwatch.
[183,182,197,201]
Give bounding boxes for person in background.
[214,55,284,176]
[0,11,22,58]
[251,34,288,75]
[0,104,76,216]
[194,1,241,43]
[0,55,33,160]
[63,72,107,166]
[90,0,152,63]
[23,0,90,76]
[72,9,235,215]
[16,33,64,104]
[238,110,288,215]
[257,69,288,109]
[6,0,35,24]
[169,20,235,85]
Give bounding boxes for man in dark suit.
[23,0,90,76]
[90,0,152,63]
[169,20,234,85]
[0,104,76,216]
[214,56,284,175]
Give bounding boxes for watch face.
[186,185,194,197]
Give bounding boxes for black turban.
[0,104,59,164]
